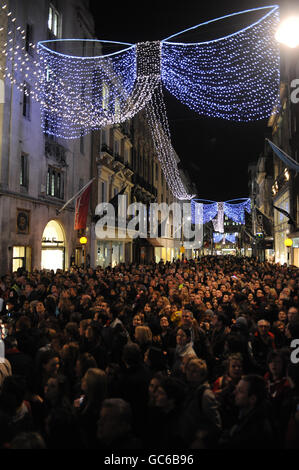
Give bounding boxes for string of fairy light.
[191,198,251,229]
[161,5,280,121]
[0,3,281,200]
[213,233,237,244]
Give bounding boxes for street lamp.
[275,16,299,48]
[284,237,293,266]
[80,236,87,268]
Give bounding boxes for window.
[80,130,84,154]
[12,246,31,273]
[47,166,64,199]
[20,154,28,188]
[114,139,120,157]
[48,4,61,38]
[25,24,34,55]
[22,82,31,119]
[102,128,107,145]
[101,181,107,202]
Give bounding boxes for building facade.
[90,111,188,268]
[268,48,299,267]
[0,0,95,276]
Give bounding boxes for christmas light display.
[225,233,237,243]
[145,81,195,200]
[0,3,281,200]
[213,232,237,244]
[213,233,224,243]
[161,5,280,121]
[212,202,224,233]
[191,198,251,225]
[223,198,251,224]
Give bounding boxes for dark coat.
[218,401,276,449]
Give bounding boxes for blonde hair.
[135,325,153,344]
[83,368,107,401]
[186,358,208,380]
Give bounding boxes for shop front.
[41,220,66,271]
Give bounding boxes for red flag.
[74,182,92,230]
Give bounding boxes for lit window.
[48,4,61,38]
[47,166,64,199]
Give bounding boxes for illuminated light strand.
[161,5,280,122]
[225,233,237,244]
[212,202,224,233]
[213,233,237,243]
[145,81,195,200]
[191,198,251,224]
[0,4,281,128]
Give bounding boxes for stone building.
[0,0,95,275]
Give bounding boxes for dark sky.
[89,0,294,201]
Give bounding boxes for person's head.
[97,398,132,444]
[257,319,270,337]
[148,372,164,405]
[153,376,186,412]
[79,319,90,337]
[234,375,267,413]
[160,315,169,330]
[227,353,243,381]
[40,350,60,378]
[132,314,143,327]
[288,306,299,324]
[36,301,46,316]
[185,358,207,385]
[176,327,192,347]
[81,368,107,403]
[273,320,285,333]
[278,310,287,322]
[267,349,289,380]
[181,310,194,328]
[60,342,80,365]
[286,321,299,340]
[75,353,98,378]
[44,375,69,406]
[135,325,152,345]
[122,342,142,367]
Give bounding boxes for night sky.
[89,0,295,201]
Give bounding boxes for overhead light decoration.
[212,202,224,233]
[213,232,237,243]
[161,5,280,122]
[225,233,237,243]
[192,198,251,225]
[0,3,280,199]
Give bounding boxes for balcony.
[99,143,114,165]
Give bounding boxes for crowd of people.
[0,255,298,449]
